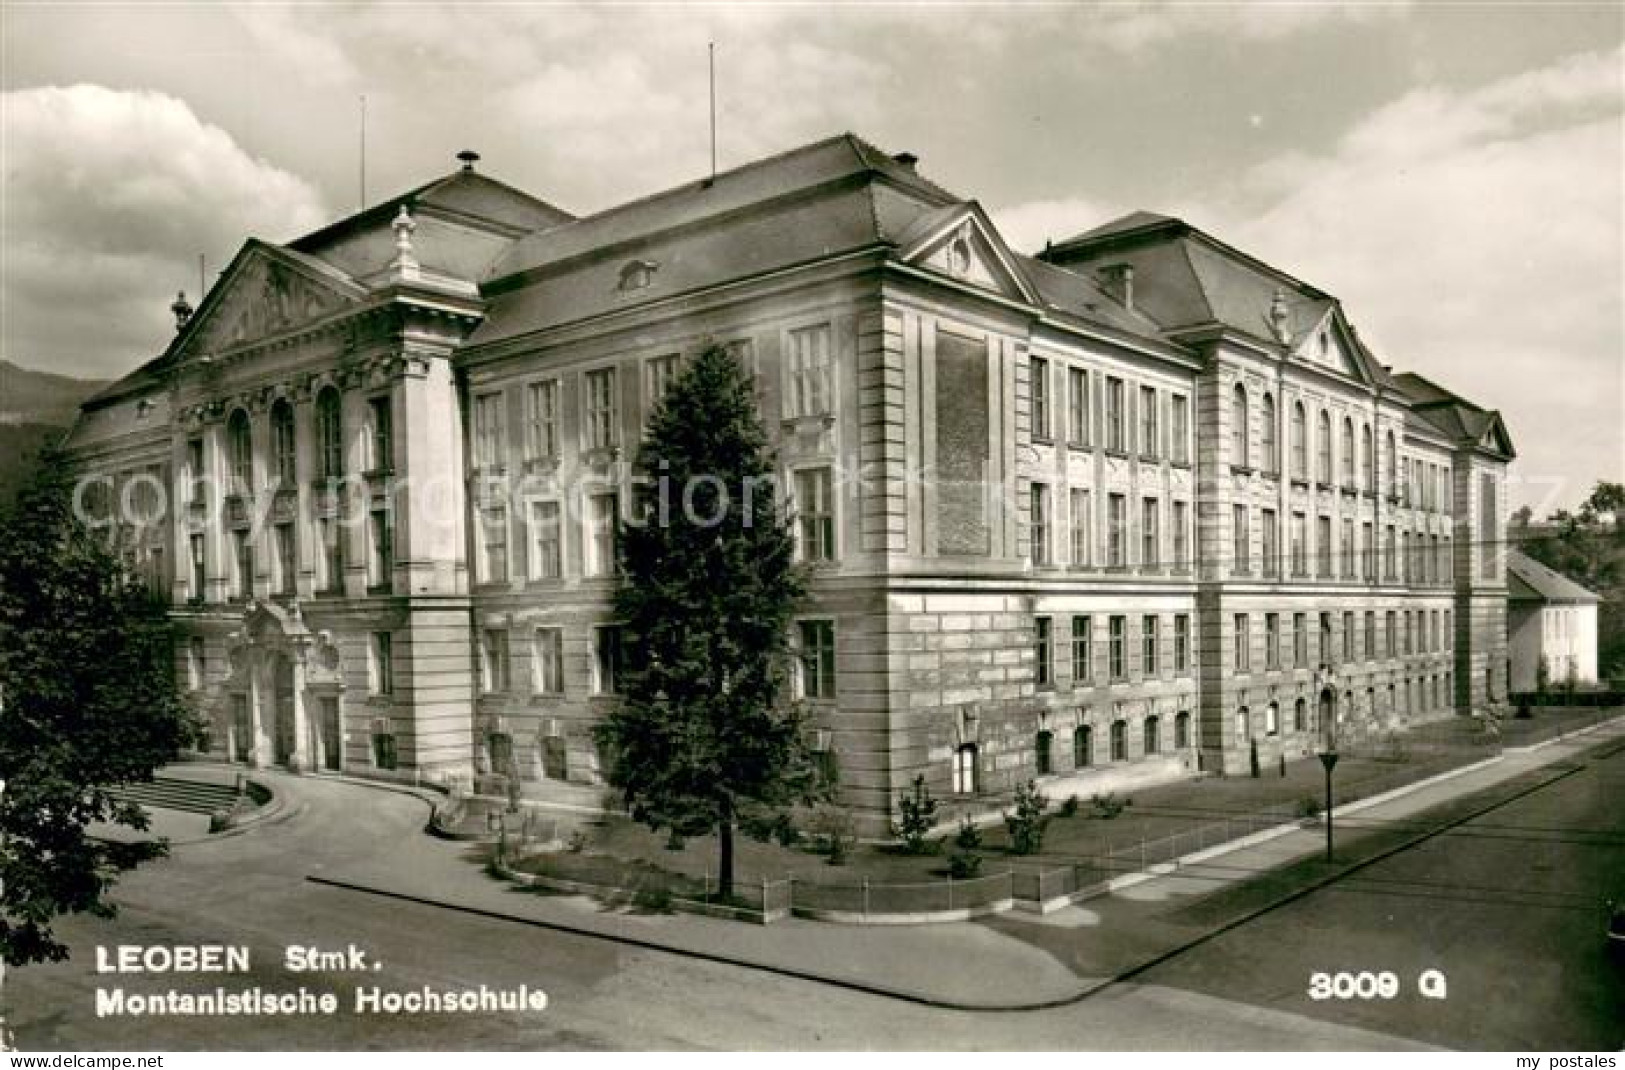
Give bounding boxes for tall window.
[189,533,206,601]
[274,522,296,596]
[482,628,511,693]
[1386,611,1398,657]
[1074,725,1092,767]
[795,467,836,562]
[1342,517,1356,577]
[1035,617,1053,689]
[1265,613,1281,669]
[1365,611,1377,660]
[1262,393,1279,474]
[1232,384,1249,467]
[1035,730,1053,775]
[524,379,559,461]
[1142,615,1159,676]
[187,636,204,691]
[1172,500,1189,571]
[1069,488,1092,566]
[594,625,625,695]
[1234,613,1250,672]
[1030,356,1051,439]
[480,505,508,584]
[271,400,296,486]
[1170,394,1190,464]
[315,388,344,481]
[588,492,619,576]
[1139,385,1158,457]
[787,324,832,417]
[1174,614,1190,673]
[368,395,393,474]
[1071,616,1092,682]
[1343,611,1355,661]
[645,353,680,408]
[1067,367,1089,446]
[370,631,394,695]
[1316,410,1332,484]
[953,745,978,793]
[1293,612,1308,667]
[1108,615,1126,680]
[1290,401,1307,480]
[1233,505,1251,574]
[1140,497,1159,569]
[528,501,562,580]
[474,391,506,469]
[1261,508,1278,577]
[369,508,392,590]
[187,436,206,502]
[1029,482,1051,566]
[1317,515,1332,576]
[1144,716,1160,755]
[1110,720,1128,761]
[233,530,253,600]
[1106,493,1126,567]
[532,628,564,694]
[321,517,344,594]
[1385,430,1398,497]
[227,408,253,495]
[1341,417,1355,486]
[1361,424,1374,492]
[1175,710,1191,749]
[1105,377,1125,451]
[798,620,836,700]
[585,368,619,450]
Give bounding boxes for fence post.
[863,879,870,919]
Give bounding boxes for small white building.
[1507,550,1599,692]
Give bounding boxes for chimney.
[456,149,480,173]
[170,291,194,331]
[892,151,918,171]
[1099,263,1135,310]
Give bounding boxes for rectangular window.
[531,628,563,695]
[1035,616,1053,689]
[1320,612,1334,664]
[1067,367,1089,446]
[588,492,619,577]
[585,368,619,451]
[368,395,393,474]
[1142,615,1159,676]
[1172,501,1189,572]
[1480,473,1499,579]
[1030,483,1051,565]
[798,620,836,700]
[528,501,562,580]
[1293,612,1308,667]
[190,533,206,601]
[1105,377,1125,451]
[1342,517,1356,578]
[1069,488,1092,566]
[1233,505,1249,574]
[795,467,836,562]
[370,631,393,696]
[593,625,624,695]
[524,379,560,461]
[1108,615,1126,680]
[1071,615,1092,683]
[1234,614,1250,672]
[1365,611,1377,660]
[1262,509,1279,577]
[1170,394,1190,464]
[187,437,206,503]
[482,628,510,693]
[1291,512,1307,576]
[1343,611,1355,661]
[369,508,392,590]
[1174,614,1190,673]
[233,531,253,600]
[1317,515,1332,576]
[187,636,204,692]
[321,518,344,594]
[274,522,296,596]
[1363,521,1375,579]
[1139,385,1159,457]
[645,353,680,409]
[1030,356,1051,440]
[274,411,297,486]
[1107,493,1126,567]
[473,391,505,469]
[1265,613,1281,669]
[787,324,833,417]
[481,505,508,584]
[1385,524,1398,580]
[1140,497,1159,569]
[1386,611,1398,657]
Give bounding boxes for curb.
[1501,711,1625,754]
[304,874,1095,1013]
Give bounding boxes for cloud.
[1084,0,1414,53]
[1,85,329,377]
[991,196,1130,256]
[1219,47,1624,509]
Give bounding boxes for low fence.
[784,871,1013,921]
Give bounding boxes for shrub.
[893,774,940,854]
[632,884,674,913]
[1003,780,1050,855]
[808,803,855,865]
[1296,795,1322,820]
[953,816,983,852]
[1059,794,1080,818]
[947,850,983,879]
[1089,793,1126,819]
[771,812,802,848]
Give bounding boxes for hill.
[0,360,109,510]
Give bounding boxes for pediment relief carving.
[190,253,353,356]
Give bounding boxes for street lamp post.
[1315,665,1339,864]
[1317,749,1338,862]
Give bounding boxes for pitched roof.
[290,169,575,254]
[1507,550,1600,604]
[1391,372,1515,457]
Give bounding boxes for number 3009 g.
[1308,971,1400,1000]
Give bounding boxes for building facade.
[1507,550,1599,692]
[65,135,1515,832]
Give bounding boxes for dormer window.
[617,259,658,292]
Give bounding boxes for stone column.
[289,649,310,773]
[248,648,268,767]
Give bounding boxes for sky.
[1,1,1620,515]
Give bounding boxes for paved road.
[1129,735,1625,1050]
[4,771,1425,1050]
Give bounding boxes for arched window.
[315,388,344,481]
[1144,716,1160,755]
[1110,719,1128,761]
[1294,697,1307,732]
[1260,392,1277,473]
[1174,710,1190,749]
[271,400,297,486]
[1341,417,1355,486]
[1316,409,1332,484]
[1361,424,1374,492]
[227,408,253,495]
[1073,724,1092,767]
[1231,384,1249,468]
[1236,706,1250,742]
[1035,730,1053,776]
[1265,701,1280,736]
[1385,430,1397,496]
[1290,401,1307,480]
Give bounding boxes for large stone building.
[65,134,1515,831]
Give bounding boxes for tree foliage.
[0,450,196,966]
[1516,481,1625,680]
[593,344,819,898]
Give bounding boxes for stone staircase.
[109,777,244,816]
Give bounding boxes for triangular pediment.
[1292,308,1370,381]
[1480,412,1516,458]
[176,241,366,360]
[898,203,1038,304]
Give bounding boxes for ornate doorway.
[216,600,346,773]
